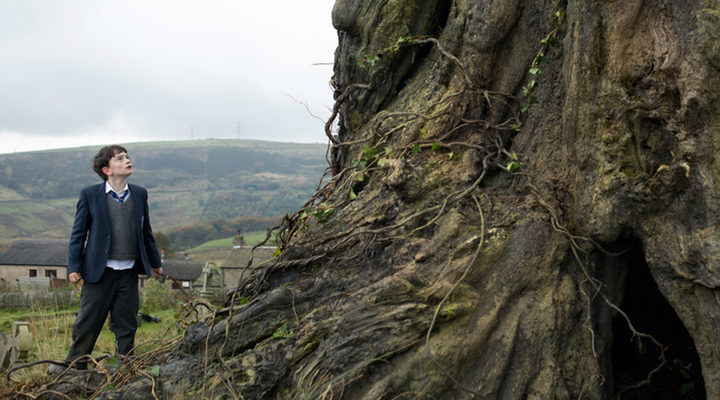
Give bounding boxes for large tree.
[52,0,720,398]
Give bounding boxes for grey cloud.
[0,0,336,151]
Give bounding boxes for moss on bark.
[44,1,720,399]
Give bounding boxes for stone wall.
[220,246,275,288]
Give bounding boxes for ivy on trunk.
[42,0,720,399]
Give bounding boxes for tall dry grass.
[2,280,186,389]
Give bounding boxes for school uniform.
[65,181,161,366]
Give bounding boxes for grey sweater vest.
[106,194,138,260]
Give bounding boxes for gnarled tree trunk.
[101,0,720,399]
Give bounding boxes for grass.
[175,231,278,270]
[188,236,235,250]
[0,306,77,332]
[243,230,278,246]
[0,186,25,201]
[0,282,187,387]
[185,230,277,253]
[0,200,76,240]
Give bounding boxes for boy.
[52,145,162,373]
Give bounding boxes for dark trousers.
[67,267,139,367]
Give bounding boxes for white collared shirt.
[104,181,135,271]
[105,181,131,201]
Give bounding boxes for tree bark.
[100,0,720,399]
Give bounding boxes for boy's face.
[102,152,133,179]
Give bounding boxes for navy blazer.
[67,182,162,283]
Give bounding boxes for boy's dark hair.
[92,145,128,180]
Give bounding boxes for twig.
[138,370,160,400]
[606,295,668,399]
[280,91,326,124]
[324,83,371,145]
[528,176,668,395]
[291,289,301,328]
[408,38,474,88]
[217,358,242,400]
[31,390,73,400]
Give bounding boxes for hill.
[0,139,328,242]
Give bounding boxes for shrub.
[141,279,179,313]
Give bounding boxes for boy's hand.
[152,267,163,278]
[69,272,82,283]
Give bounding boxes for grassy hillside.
[0,139,328,242]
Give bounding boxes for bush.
[141,279,179,313]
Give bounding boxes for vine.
[224,7,668,398]
[263,7,665,397]
[24,5,672,399]
[519,10,566,117]
[233,14,571,290]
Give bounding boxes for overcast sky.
[0,1,338,154]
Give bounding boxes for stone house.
[219,246,276,288]
[153,258,204,290]
[0,240,68,287]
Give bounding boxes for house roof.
[221,246,276,268]
[161,258,204,281]
[0,240,68,267]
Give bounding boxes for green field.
[186,230,277,252]
[187,236,235,250]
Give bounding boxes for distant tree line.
[0,151,97,199]
[153,232,175,258]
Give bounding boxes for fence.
[0,290,79,309]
